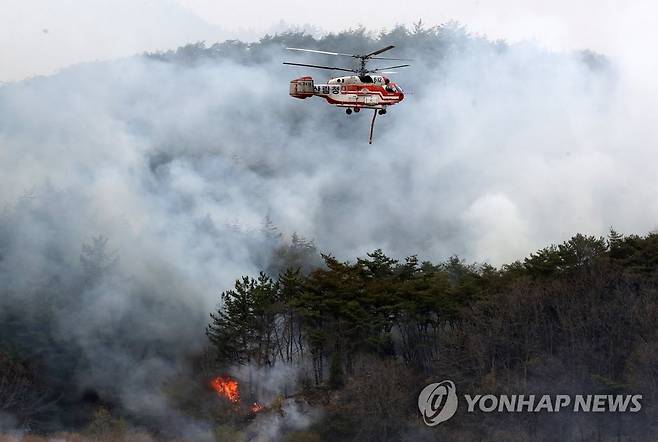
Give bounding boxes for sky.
[1,0,657,82]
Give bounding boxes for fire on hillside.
[209,375,264,415]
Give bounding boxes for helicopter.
[284,45,411,144]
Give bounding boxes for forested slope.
[203,231,657,441]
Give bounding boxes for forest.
[1,229,656,441]
[200,230,657,441]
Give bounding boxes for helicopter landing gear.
[345,108,352,115]
[353,107,360,113]
[378,109,387,115]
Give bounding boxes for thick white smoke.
[1,25,657,424]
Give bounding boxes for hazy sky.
[1,0,657,82]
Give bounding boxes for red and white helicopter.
[284,45,411,143]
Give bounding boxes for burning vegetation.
[209,375,264,415]
[210,375,240,403]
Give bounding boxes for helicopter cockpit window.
[359,75,374,83]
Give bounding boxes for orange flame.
[210,376,240,403]
[251,402,264,413]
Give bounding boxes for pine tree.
[206,276,258,365]
[206,273,279,366]
[278,268,305,363]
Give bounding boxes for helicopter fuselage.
[290,75,404,110]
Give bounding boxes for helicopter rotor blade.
[286,47,355,57]
[369,64,411,72]
[283,62,355,73]
[364,45,395,58]
[370,56,414,61]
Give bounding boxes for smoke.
[1,24,657,432]
[230,364,300,403]
[245,400,318,442]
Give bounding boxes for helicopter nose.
[399,92,405,101]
